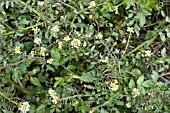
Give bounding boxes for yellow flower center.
[15,47,20,51]
[22,103,27,109]
[74,40,79,45]
[133,88,140,95]
[112,84,117,88]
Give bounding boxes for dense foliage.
[0,0,170,113]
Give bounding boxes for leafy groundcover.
[0,0,170,113]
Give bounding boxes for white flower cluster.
[142,50,152,57]
[48,89,59,104]
[40,47,46,56]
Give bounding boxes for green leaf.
[138,13,146,27]
[151,70,159,82]
[129,79,135,89]
[52,60,60,67]
[80,102,89,113]
[54,77,64,87]
[115,100,124,105]
[51,47,61,61]
[79,72,96,82]
[46,65,55,72]
[111,32,119,37]
[159,32,166,43]
[0,13,7,21]
[125,0,135,9]
[24,59,34,67]
[36,104,45,113]
[66,65,76,70]
[30,77,42,87]
[137,75,144,86]
[20,18,29,25]
[142,80,154,87]
[112,107,120,113]
[140,86,146,95]
[103,13,111,19]
[131,69,141,76]
[100,108,109,113]
[102,101,111,106]
[165,16,170,23]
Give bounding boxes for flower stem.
[122,33,131,58]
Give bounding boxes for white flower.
[83,41,87,47]
[133,88,140,96]
[28,51,34,59]
[40,47,46,56]
[34,37,42,45]
[110,82,118,91]
[122,38,126,43]
[144,50,152,57]
[89,1,96,8]
[32,27,40,34]
[18,101,30,113]
[75,31,81,36]
[71,39,81,49]
[102,57,109,63]
[38,1,45,7]
[30,51,34,57]
[141,54,145,57]
[48,89,57,98]
[124,88,127,91]
[115,6,119,14]
[52,25,59,32]
[114,79,118,84]
[58,41,62,49]
[127,27,134,33]
[63,35,70,41]
[47,58,53,64]
[86,33,92,37]
[52,96,59,104]
[96,33,103,40]
[15,47,22,54]
[126,103,131,108]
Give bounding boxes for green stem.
[60,1,76,10]
[0,22,44,36]
[116,2,125,7]
[0,92,19,105]
[125,33,158,56]
[58,94,92,101]
[1,74,40,105]
[2,74,33,97]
